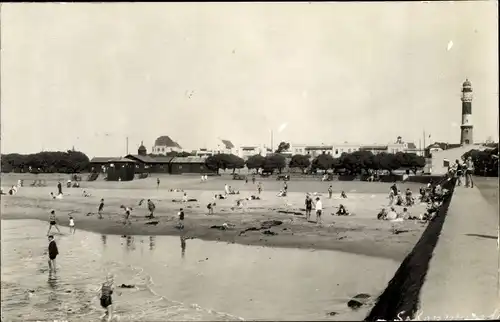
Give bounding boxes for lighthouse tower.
[460,79,473,145]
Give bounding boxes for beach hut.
[170,156,216,175]
[106,158,136,181]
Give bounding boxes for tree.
[398,152,425,174]
[1,151,90,173]
[462,147,499,177]
[275,142,290,153]
[263,153,287,173]
[246,154,265,171]
[374,153,401,173]
[228,154,245,173]
[312,153,334,171]
[289,154,311,171]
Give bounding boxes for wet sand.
[1,174,428,261]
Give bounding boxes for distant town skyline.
[1,2,498,157]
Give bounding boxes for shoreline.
[1,178,429,263]
[1,214,421,261]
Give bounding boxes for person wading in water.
[97,274,121,322]
[47,235,59,273]
[305,194,313,221]
[98,199,105,219]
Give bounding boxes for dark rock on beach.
[347,293,371,310]
[119,284,134,288]
[261,220,283,229]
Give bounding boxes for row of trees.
[1,151,90,173]
[462,147,499,177]
[205,151,426,174]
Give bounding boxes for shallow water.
[1,220,398,321]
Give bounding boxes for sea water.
[1,220,398,321]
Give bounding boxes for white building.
[194,138,238,156]
[152,136,182,154]
[332,142,361,157]
[239,145,267,159]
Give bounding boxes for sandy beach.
[1,174,428,261]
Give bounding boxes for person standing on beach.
[147,199,156,219]
[328,185,333,199]
[283,181,288,193]
[68,215,76,234]
[120,205,132,225]
[47,235,59,273]
[98,199,105,219]
[257,182,262,195]
[157,178,160,189]
[57,181,63,195]
[252,175,256,184]
[314,197,323,224]
[47,210,61,235]
[305,195,313,221]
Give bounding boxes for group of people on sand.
[377,178,451,222]
[1,179,24,196]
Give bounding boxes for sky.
[1,2,498,158]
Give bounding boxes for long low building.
[89,144,217,175]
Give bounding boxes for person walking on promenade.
[465,156,474,188]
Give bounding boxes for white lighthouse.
[460,79,473,145]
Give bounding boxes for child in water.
[97,274,121,322]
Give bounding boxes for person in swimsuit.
[57,181,63,195]
[147,199,156,219]
[305,195,313,221]
[157,178,160,189]
[47,210,61,235]
[314,197,323,224]
[98,274,120,322]
[98,199,105,219]
[328,185,333,199]
[340,191,347,199]
[69,216,76,234]
[257,182,262,194]
[47,235,59,273]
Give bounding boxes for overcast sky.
[1,2,498,157]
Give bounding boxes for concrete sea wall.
[365,176,457,321]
